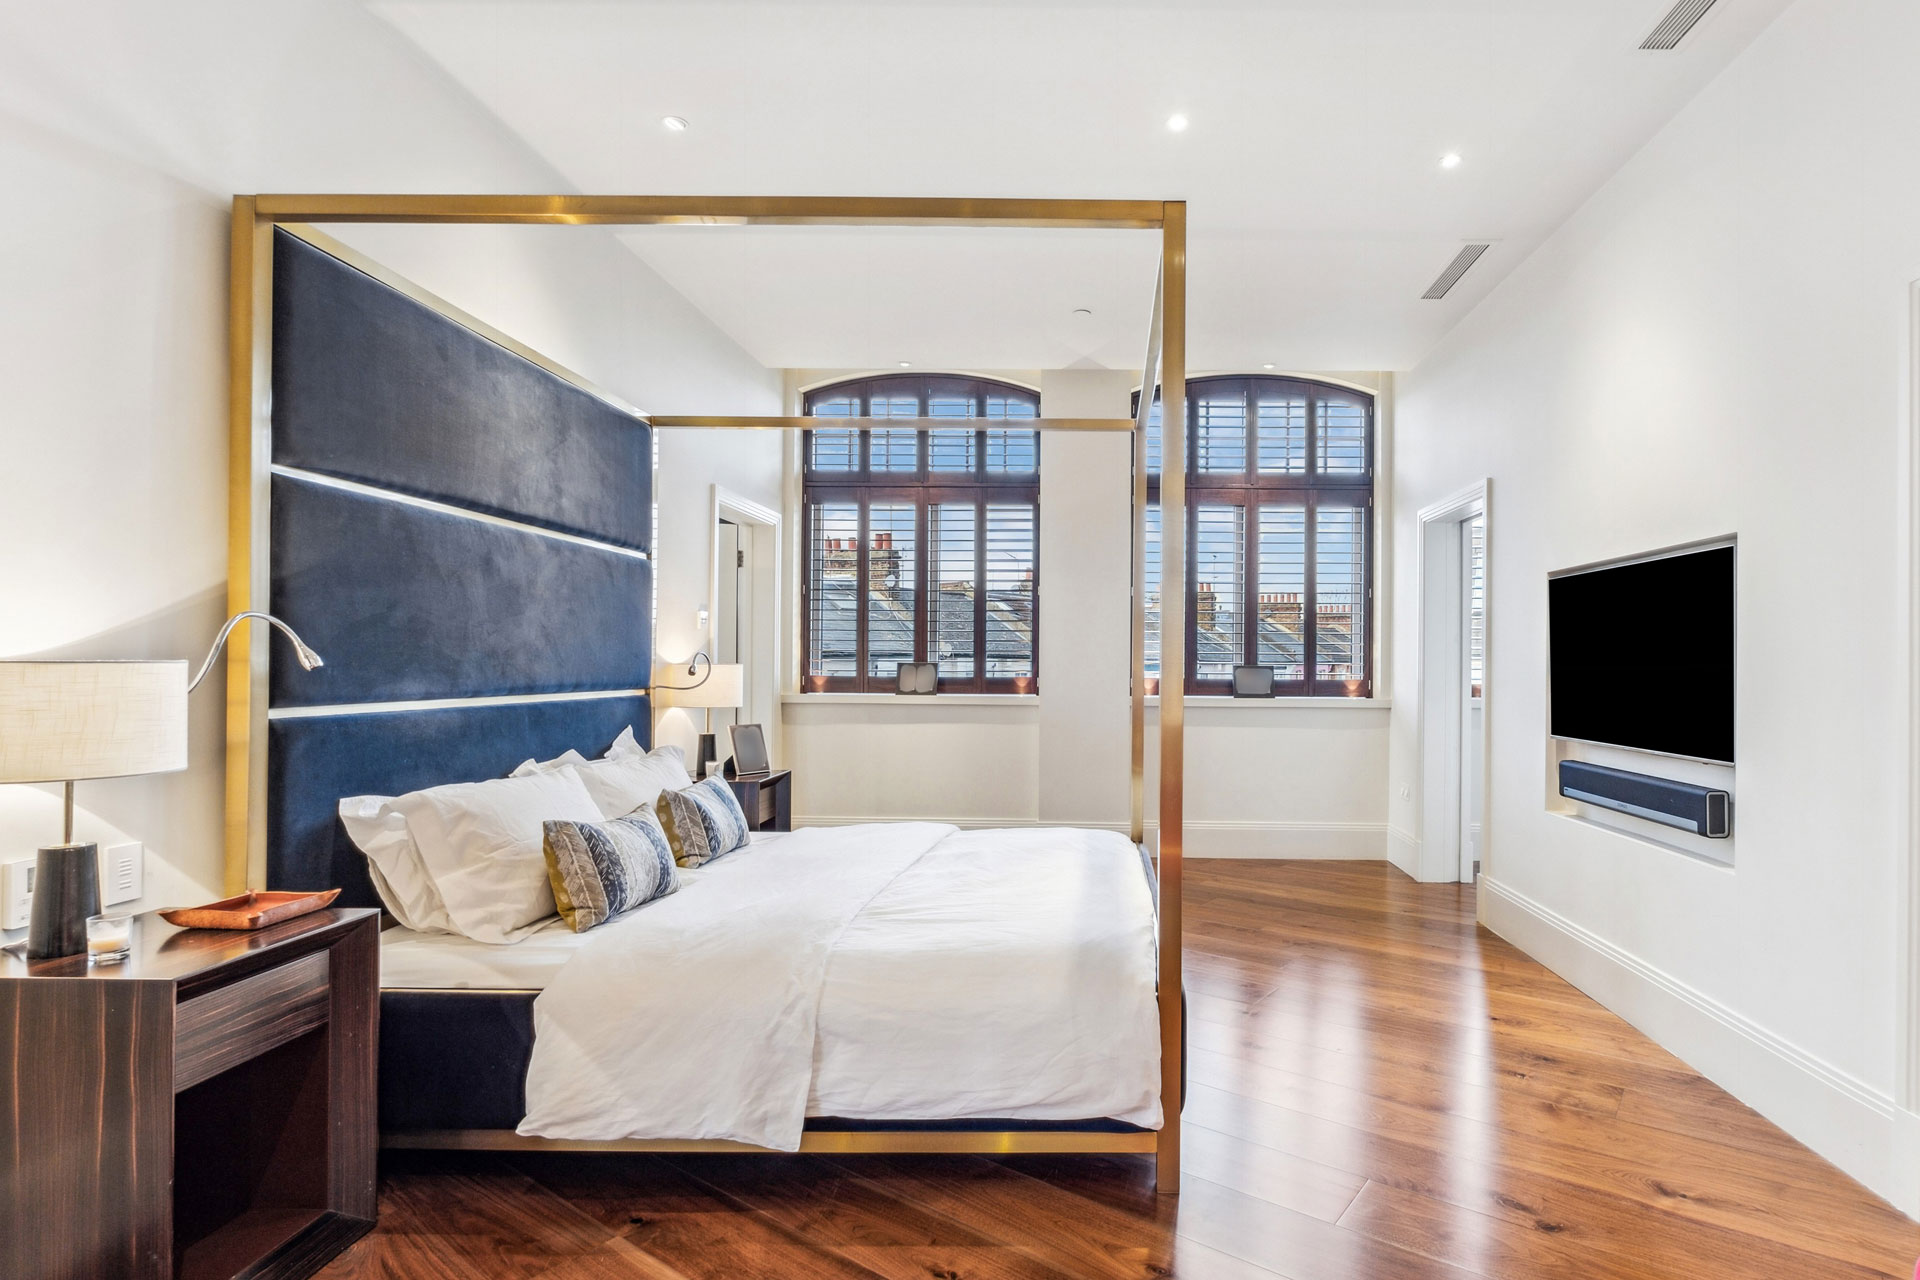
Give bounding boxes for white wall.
[0,0,779,935]
[782,368,1393,856]
[1388,0,1920,1210]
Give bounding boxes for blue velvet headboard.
[264,228,652,907]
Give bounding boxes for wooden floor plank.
[1336,1178,1895,1280]
[315,861,1920,1280]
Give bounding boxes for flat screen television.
[1548,542,1735,764]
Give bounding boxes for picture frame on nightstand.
[727,723,771,777]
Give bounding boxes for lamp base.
[696,732,718,779]
[26,842,100,960]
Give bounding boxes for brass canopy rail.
[228,193,1187,1190]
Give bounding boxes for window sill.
[1144,695,1390,710]
[781,692,1040,708]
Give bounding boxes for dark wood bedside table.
[728,768,792,832]
[0,907,380,1280]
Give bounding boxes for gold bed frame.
[226,195,1189,1190]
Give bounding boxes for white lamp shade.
[0,661,189,783]
[652,662,743,710]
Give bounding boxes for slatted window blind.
[1194,396,1247,474]
[866,503,918,678]
[985,397,1038,474]
[985,504,1037,679]
[1143,503,1163,685]
[1193,504,1246,681]
[870,395,920,472]
[1318,395,1369,474]
[985,431,1038,474]
[928,394,976,473]
[1134,375,1373,696]
[1257,395,1308,475]
[1314,506,1365,681]
[809,394,861,471]
[805,500,860,680]
[930,502,977,680]
[802,375,1041,693]
[1257,505,1307,680]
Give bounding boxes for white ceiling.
[370,0,1788,373]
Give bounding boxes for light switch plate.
[2,858,35,930]
[103,842,143,907]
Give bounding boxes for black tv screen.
[1548,544,1735,763]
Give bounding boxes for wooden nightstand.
[0,907,380,1280]
[728,768,792,832]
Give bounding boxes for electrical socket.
[103,842,143,907]
[2,858,35,930]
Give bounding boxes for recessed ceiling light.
[897,361,911,368]
[1440,152,1463,169]
[1166,113,1189,133]
[1262,363,1276,370]
[662,116,689,132]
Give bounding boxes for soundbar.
[1558,760,1731,839]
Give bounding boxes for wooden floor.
[319,861,1920,1279]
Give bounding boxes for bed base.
[383,1130,1158,1155]
[377,987,1166,1158]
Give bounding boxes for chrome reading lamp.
[0,612,322,958]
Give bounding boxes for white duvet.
[518,823,1161,1149]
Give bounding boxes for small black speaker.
[1558,760,1731,838]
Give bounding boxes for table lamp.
[652,655,743,778]
[1,611,324,958]
[0,661,187,957]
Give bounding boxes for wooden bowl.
[159,889,341,931]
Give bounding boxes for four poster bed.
[224,196,1191,1188]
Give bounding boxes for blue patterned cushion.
[542,809,679,932]
[654,772,751,868]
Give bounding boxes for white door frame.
[1902,280,1920,1118]
[708,486,782,764]
[1413,479,1491,885]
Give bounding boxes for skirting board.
[1386,825,1419,878]
[1480,876,1920,1217]
[796,816,1387,860]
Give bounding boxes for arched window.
[1138,376,1374,697]
[802,374,1040,694]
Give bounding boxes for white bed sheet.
[377,825,1160,1133]
[379,914,586,990]
[807,826,1161,1125]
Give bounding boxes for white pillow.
[394,768,602,943]
[513,748,590,775]
[512,744,692,820]
[339,794,454,933]
[510,726,645,776]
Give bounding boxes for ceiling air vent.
[1640,0,1718,50]
[1422,243,1491,300]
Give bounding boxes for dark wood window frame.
[1137,375,1375,699]
[802,374,1041,694]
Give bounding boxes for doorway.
[1414,480,1490,884]
[715,517,744,739]
[708,487,781,772]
